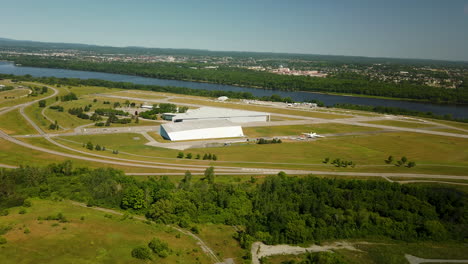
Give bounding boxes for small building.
[160,120,244,141]
[162,107,270,123]
[141,104,153,109]
[217,96,229,101]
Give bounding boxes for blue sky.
[1,0,467,61]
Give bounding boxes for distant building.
[162,107,270,123]
[160,120,244,141]
[141,104,153,109]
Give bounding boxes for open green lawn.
[262,240,468,264]
[0,199,211,264]
[0,109,37,135]
[243,123,381,137]
[170,98,351,119]
[363,119,436,129]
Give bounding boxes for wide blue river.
[1,61,467,119]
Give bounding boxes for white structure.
[141,104,153,109]
[162,107,270,123]
[160,120,244,141]
[217,96,229,101]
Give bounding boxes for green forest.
[6,56,468,104]
[1,162,466,251]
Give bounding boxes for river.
[0,61,467,119]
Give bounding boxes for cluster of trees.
[8,57,468,104]
[94,108,128,116]
[176,152,218,160]
[323,157,356,168]
[257,138,283,144]
[61,92,78,102]
[49,105,64,112]
[334,104,468,123]
[0,86,14,92]
[131,237,171,260]
[68,107,89,120]
[38,100,46,108]
[385,156,416,168]
[83,142,106,151]
[49,120,60,130]
[138,103,181,120]
[1,162,465,250]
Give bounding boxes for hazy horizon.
[1,0,467,61]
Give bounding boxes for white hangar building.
[160,120,244,141]
[162,107,270,123]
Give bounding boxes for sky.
[0,0,467,61]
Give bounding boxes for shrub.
[148,238,170,258]
[0,209,9,216]
[24,228,31,234]
[0,236,6,244]
[23,200,32,207]
[19,208,26,214]
[131,246,152,260]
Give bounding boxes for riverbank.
[0,61,467,119]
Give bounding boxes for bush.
[18,208,26,214]
[0,236,6,244]
[24,228,31,234]
[131,246,152,260]
[0,209,9,216]
[148,238,170,258]
[23,200,32,207]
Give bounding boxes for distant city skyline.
[1,0,467,61]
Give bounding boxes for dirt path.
[251,241,360,264]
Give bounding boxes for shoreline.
[0,60,465,107]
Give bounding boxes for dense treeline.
[1,163,466,248]
[334,103,468,123]
[7,56,468,104]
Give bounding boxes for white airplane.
[302,132,325,138]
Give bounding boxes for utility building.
[160,120,244,141]
[162,107,270,123]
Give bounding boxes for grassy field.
[111,90,167,99]
[0,137,187,174]
[0,88,29,100]
[243,123,381,137]
[421,119,468,131]
[0,109,37,135]
[53,131,468,175]
[196,224,245,262]
[431,127,468,135]
[0,199,211,264]
[262,240,468,264]
[363,119,436,129]
[170,98,352,119]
